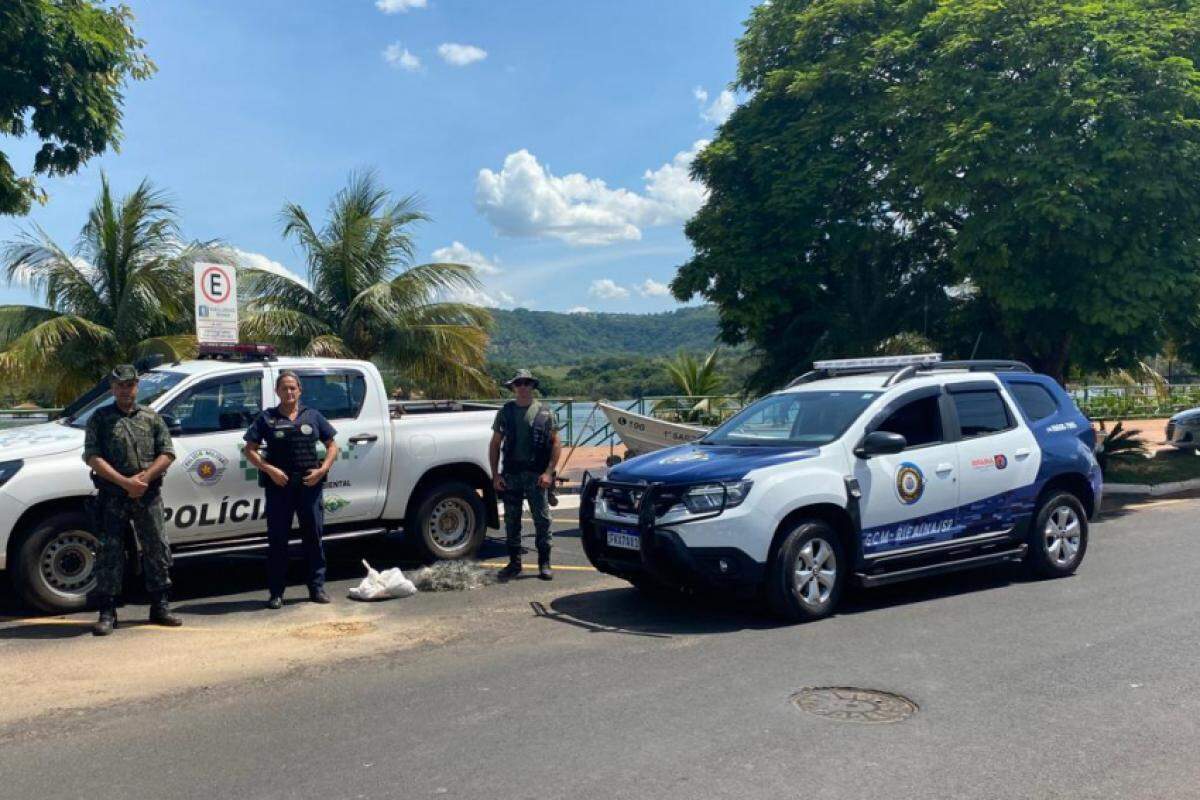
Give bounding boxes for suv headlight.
[0,459,23,489]
[681,480,752,514]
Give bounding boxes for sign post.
[193,262,238,344]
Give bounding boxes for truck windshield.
[67,371,188,428]
[701,390,881,448]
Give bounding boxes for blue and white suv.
[580,355,1101,622]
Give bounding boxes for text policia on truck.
[581,354,1101,623]
[0,344,501,612]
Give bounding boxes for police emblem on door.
[896,462,925,505]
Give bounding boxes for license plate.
[606,527,640,551]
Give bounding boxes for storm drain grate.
[791,687,918,724]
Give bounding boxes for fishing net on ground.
[411,560,494,592]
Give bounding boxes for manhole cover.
[790,687,918,724]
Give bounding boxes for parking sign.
[194,262,238,343]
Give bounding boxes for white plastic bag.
[347,559,417,601]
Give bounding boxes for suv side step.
[173,527,389,559]
[856,544,1027,588]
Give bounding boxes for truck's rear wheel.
[15,511,102,613]
[409,481,486,561]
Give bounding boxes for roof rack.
[788,355,1034,389]
[884,359,1034,387]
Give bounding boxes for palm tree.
[0,176,225,403]
[653,348,730,424]
[240,171,494,397]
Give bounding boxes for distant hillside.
[487,306,722,365]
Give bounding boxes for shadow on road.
[0,621,94,640]
[543,586,778,637]
[543,560,1060,636]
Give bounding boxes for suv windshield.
[67,371,188,428]
[702,390,881,448]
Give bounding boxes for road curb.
[1104,478,1200,496]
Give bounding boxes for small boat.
[598,402,710,457]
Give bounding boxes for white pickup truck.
[0,353,500,611]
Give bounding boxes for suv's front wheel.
[766,520,846,623]
[1026,491,1088,578]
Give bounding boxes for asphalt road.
[2,496,1200,799]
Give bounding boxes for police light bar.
[813,353,942,371]
[197,343,278,361]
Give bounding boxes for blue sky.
[0,0,754,314]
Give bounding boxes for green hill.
[487,306,722,365]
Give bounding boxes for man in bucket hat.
[83,364,180,635]
[489,369,561,580]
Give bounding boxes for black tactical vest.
[261,412,322,487]
[500,400,555,473]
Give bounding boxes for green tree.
[0,1,154,215]
[0,176,224,402]
[653,348,735,423]
[240,172,494,397]
[675,0,1200,385]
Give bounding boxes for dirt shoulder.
[0,562,618,732]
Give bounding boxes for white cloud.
[431,241,501,275]
[474,140,709,246]
[383,43,421,71]
[438,43,487,66]
[567,306,591,314]
[637,278,670,298]
[234,248,310,288]
[589,279,629,300]
[376,0,426,13]
[446,286,516,308]
[695,86,736,125]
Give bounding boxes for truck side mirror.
[855,431,907,458]
[161,413,183,437]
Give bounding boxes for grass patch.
[1105,450,1200,485]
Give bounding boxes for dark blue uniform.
[244,405,337,599]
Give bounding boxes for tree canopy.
[240,171,495,398]
[0,1,153,216]
[0,175,225,402]
[674,0,1200,386]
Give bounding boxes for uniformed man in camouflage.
[489,369,562,580]
[83,364,181,635]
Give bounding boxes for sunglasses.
[512,380,534,388]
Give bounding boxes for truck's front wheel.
[16,511,102,613]
[409,481,487,561]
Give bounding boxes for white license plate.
[606,528,640,550]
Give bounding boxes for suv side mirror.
[855,431,907,458]
[161,413,183,437]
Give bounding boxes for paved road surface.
[1,497,1199,799]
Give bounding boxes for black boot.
[498,550,522,581]
[93,606,117,636]
[149,592,183,627]
[537,548,553,581]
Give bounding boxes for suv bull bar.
[580,475,764,590]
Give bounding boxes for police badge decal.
[895,462,925,505]
[183,449,229,487]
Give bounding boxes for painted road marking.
[479,561,597,572]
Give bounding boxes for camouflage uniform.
[493,399,554,553]
[83,403,175,602]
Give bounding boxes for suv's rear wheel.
[1026,491,1088,578]
[766,520,845,623]
[409,481,487,561]
[16,511,102,613]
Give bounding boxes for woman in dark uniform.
[243,370,339,608]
